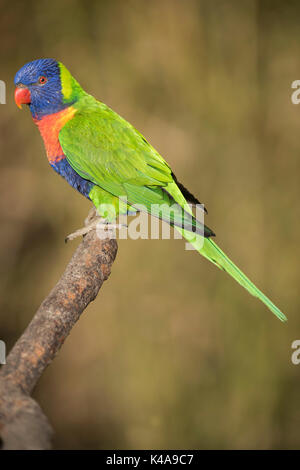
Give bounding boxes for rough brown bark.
[0,219,118,449]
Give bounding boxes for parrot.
[14,58,286,322]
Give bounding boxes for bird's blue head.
[14,58,83,119]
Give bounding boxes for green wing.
[59,99,213,237]
[58,97,286,321]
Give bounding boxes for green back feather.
[58,82,286,321]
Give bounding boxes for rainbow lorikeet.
[14,58,286,322]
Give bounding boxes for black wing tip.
[172,172,208,212]
[191,224,215,238]
[204,227,216,238]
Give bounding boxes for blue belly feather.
[51,157,93,199]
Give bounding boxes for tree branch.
[0,216,118,449]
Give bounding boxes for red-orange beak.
[15,85,31,109]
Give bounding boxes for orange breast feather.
[34,107,77,163]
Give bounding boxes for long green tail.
[181,230,287,322]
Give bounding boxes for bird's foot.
[65,208,126,243]
[65,218,99,243]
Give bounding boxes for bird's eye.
[38,76,47,85]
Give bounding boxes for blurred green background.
[0,0,299,449]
